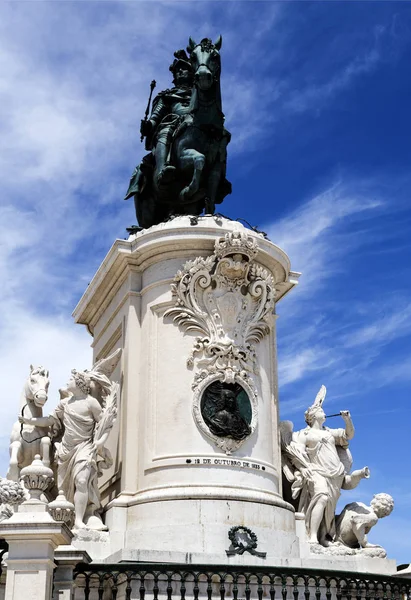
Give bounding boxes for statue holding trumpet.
[280,385,370,548]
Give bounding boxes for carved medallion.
[165,230,276,453]
[201,381,251,441]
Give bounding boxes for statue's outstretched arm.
[18,415,53,427]
[340,410,355,440]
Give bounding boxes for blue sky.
[1,1,411,564]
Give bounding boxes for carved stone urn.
[20,455,54,502]
[47,490,75,529]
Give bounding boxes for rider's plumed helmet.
[169,49,193,84]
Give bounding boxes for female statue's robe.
[51,398,100,513]
[294,427,348,540]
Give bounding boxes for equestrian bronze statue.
[125,36,231,229]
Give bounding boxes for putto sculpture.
[17,349,121,531]
[280,385,371,548]
[335,493,394,556]
[125,36,231,229]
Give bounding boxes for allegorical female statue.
[19,350,121,531]
[280,386,369,547]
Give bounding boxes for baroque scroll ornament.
[165,230,276,453]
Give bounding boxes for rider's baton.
[140,80,156,142]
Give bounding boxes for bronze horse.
[126,36,231,228]
[171,36,231,215]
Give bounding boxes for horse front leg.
[179,150,205,202]
[205,134,230,214]
[7,441,22,481]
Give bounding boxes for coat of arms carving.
[164,230,276,453]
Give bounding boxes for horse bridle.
[19,392,48,444]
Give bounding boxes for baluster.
[303,576,310,600]
[125,572,132,600]
[364,581,370,600]
[98,573,105,600]
[281,575,288,600]
[180,572,186,600]
[314,577,321,600]
[292,576,299,600]
[220,573,226,600]
[245,575,251,600]
[382,583,388,600]
[207,574,213,600]
[167,573,173,600]
[336,579,342,600]
[193,573,199,600]
[112,573,119,600]
[390,583,398,600]
[233,573,239,600]
[269,576,276,600]
[355,579,362,600]
[257,576,263,600]
[153,573,160,600]
[140,574,146,600]
[84,573,90,600]
[325,578,331,600]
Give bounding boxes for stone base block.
[104,497,300,562]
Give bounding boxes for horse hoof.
[204,202,215,215]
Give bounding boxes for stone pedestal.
[73,216,300,562]
[53,546,91,600]
[0,501,72,600]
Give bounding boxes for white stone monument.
[71,216,301,563]
[1,214,399,582]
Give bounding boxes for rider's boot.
[154,143,176,188]
[157,164,176,186]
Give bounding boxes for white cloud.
[342,303,411,348]
[285,47,380,115]
[278,347,335,387]
[266,179,383,301]
[264,177,411,404]
[283,23,387,115]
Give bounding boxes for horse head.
[187,36,222,91]
[24,365,50,408]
